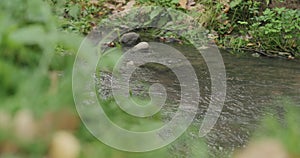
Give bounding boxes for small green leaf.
[69,4,81,19]
[230,0,242,8]
[237,21,248,25]
[171,0,179,4]
[9,25,46,45]
[150,8,162,19]
[99,47,122,72]
[157,15,168,28]
[26,0,51,22]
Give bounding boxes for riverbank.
[51,0,299,59]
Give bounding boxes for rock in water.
[120,32,140,46]
[50,131,80,158]
[126,60,134,67]
[132,42,150,52]
[13,109,37,142]
[252,53,260,58]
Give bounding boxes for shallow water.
[96,43,300,157]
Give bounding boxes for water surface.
[96,44,300,157]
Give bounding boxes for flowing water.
[96,43,300,157]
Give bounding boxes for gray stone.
[252,53,260,58]
[132,42,150,52]
[119,32,140,46]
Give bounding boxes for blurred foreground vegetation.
[0,0,299,158]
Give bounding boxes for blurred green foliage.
[0,0,79,99]
[254,98,300,157]
[0,0,206,157]
[0,0,78,157]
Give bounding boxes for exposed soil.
[255,0,300,11]
[269,0,300,9]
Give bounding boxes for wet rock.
[132,42,150,52]
[252,53,260,58]
[119,32,140,46]
[288,55,295,60]
[126,61,134,67]
[49,131,80,158]
[234,139,288,158]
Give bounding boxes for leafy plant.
[215,1,299,57]
[47,0,109,35]
[137,0,180,8]
[249,8,300,55]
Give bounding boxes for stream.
[96,43,300,157]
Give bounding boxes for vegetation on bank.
[49,0,300,58]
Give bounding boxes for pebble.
[49,131,80,158]
[132,42,150,52]
[252,53,260,58]
[13,109,37,142]
[126,61,134,66]
[218,146,223,151]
